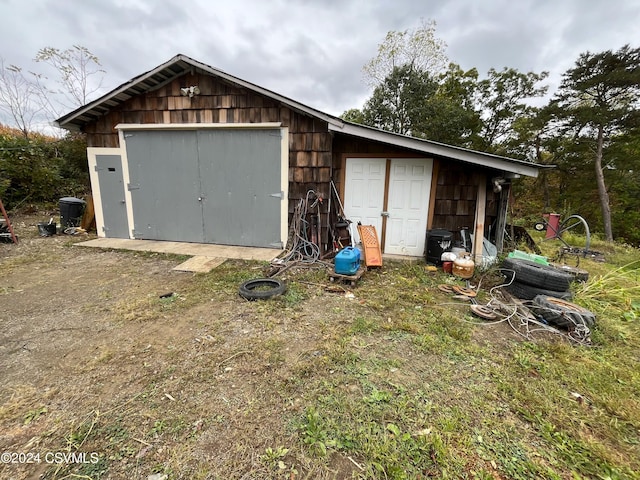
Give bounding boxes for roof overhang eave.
[329,123,543,178]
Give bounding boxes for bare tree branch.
[0,59,44,138]
[34,45,106,112]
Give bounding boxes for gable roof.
[55,54,342,132]
[55,54,545,178]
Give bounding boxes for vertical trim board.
[86,147,125,238]
[118,130,136,238]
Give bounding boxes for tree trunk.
[595,125,614,242]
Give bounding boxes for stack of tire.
[502,258,596,331]
[502,258,576,301]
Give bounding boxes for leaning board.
[357,224,382,267]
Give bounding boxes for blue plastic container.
[334,247,361,275]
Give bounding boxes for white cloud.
[0,0,639,124]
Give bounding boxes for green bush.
[0,128,88,209]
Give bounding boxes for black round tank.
[426,229,453,265]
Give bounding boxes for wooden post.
[380,159,391,251]
[427,159,439,230]
[494,182,511,254]
[472,174,486,262]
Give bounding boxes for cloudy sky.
[1,0,639,123]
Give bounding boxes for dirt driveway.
[0,219,370,479]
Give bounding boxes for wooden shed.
[56,54,542,260]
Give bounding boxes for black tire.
[531,295,596,329]
[551,264,589,283]
[239,278,287,300]
[505,280,573,301]
[502,258,574,291]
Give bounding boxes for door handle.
[381,211,390,217]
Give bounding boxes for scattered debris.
[269,190,329,275]
[62,226,87,235]
[570,392,588,404]
[452,254,475,279]
[37,219,56,237]
[347,456,365,471]
[470,304,498,320]
[558,247,605,263]
[452,285,477,297]
[148,474,168,480]
[0,198,18,244]
[453,294,472,302]
[324,284,348,294]
[437,284,455,294]
[492,290,592,346]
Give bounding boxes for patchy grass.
[1,222,639,479]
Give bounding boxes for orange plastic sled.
[357,224,383,267]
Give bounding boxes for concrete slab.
[382,253,421,264]
[172,256,227,273]
[76,238,281,263]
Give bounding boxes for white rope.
[441,268,591,346]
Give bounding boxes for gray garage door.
[124,129,282,247]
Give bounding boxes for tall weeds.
[573,260,640,319]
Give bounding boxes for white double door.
[344,157,433,256]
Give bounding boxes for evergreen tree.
[552,45,640,241]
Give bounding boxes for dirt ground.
[1,216,379,479]
[5,214,637,480]
[2,214,545,480]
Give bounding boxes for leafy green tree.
[340,108,365,124]
[474,68,548,153]
[504,106,560,215]
[427,64,483,147]
[354,63,482,146]
[358,61,548,152]
[598,128,640,243]
[362,18,448,88]
[56,132,90,186]
[362,64,439,136]
[552,44,640,242]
